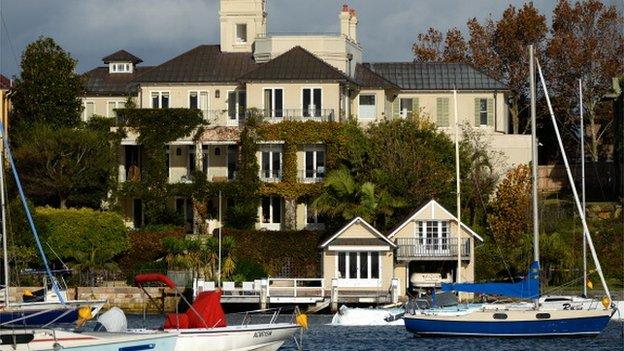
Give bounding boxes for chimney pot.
[342,4,349,12]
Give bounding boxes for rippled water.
[128,314,624,351]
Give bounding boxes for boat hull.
[171,323,300,351]
[0,330,177,351]
[404,309,612,337]
[0,300,106,326]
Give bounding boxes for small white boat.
[331,305,404,326]
[0,328,177,351]
[134,273,303,351]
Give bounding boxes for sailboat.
[0,122,105,326]
[402,45,615,337]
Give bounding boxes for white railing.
[267,278,324,298]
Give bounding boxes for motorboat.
[133,273,303,351]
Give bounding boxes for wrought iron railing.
[297,169,325,183]
[260,169,282,182]
[396,237,471,260]
[259,109,335,122]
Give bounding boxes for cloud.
[2,0,605,78]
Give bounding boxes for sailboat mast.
[0,125,9,307]
[453,88,461,284]
[579,79,587,297]
[529,45,539,264]
[535,58,612,302]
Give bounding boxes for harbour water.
[127,314,624,351]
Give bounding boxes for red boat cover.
[163,313,189,329]
[134,273,177,289]
[163,291,227,329]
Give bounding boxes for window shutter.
[436,97,449,127]
[487,98,494,126]
[412,98,419,118]
[392,97,400,119]
[474,98,480,126]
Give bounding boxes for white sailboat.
[0,328,177,351]
[402,45,615,337]
[0,122,106,326]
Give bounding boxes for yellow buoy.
[601,296,611,309]
[295,312,308,330]
[586,280,593,289]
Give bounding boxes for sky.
[0,0,621,78]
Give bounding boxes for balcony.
[259,109,335,122]
[260,169,282,182]
[396,238,471,261]
[297,169,325,183]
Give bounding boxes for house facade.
[319,200,482,298]
[81,0,531,231]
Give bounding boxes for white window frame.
[106,100,126,118]
[301,87,323,117]
[227,90,246,125]
[335,251,381,288]
[418,220,450,252]
[83,101,95,121]
[358,94,376,119]
[303,146,326,182]
[263,87,284,118]
[399,98,413,118]
[150,91,170,108]
[110,62,132,73]
[259,145,283,181]
[235,23,248,44]
[188,90,209,118]
[260,196,282,230]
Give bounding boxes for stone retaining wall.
[7,286,180,313]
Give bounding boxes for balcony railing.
[260,169,282,182]
[260,109,335,122]
[297,169,325,183]
[396,237,471,261]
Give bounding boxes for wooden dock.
[194,277,400,312]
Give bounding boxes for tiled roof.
[102,50,143,64]
[135,45,257,83]
[239,46,354,83]
[355,63,399,90]
[83,66,154,96]
[0,74,12,90]
[364,62,507,91]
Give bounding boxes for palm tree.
[312,167,405,227]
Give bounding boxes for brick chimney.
[348,8,358,43]
[340,5,351,39]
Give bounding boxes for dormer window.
[235,24,248,43]
[110,62,132,73]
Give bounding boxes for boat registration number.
[253,331,272,338]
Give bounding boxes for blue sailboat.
[0,123,105,327]
[403,46,615,337]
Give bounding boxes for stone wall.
[8,286,180,313]
[538,163,617,199]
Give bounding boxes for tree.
[365,119,456,223]
[312,166,404,228]
[546,0,624,161]
[11,37,84,133]
[13,124,115,208]
[163,236,236,281]
[36,207,129,277]
[485,164,532,276]
[413,27,468,63]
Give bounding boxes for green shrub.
[233,259,267,282]
[36,207,129,273]
[119,225,185,278]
